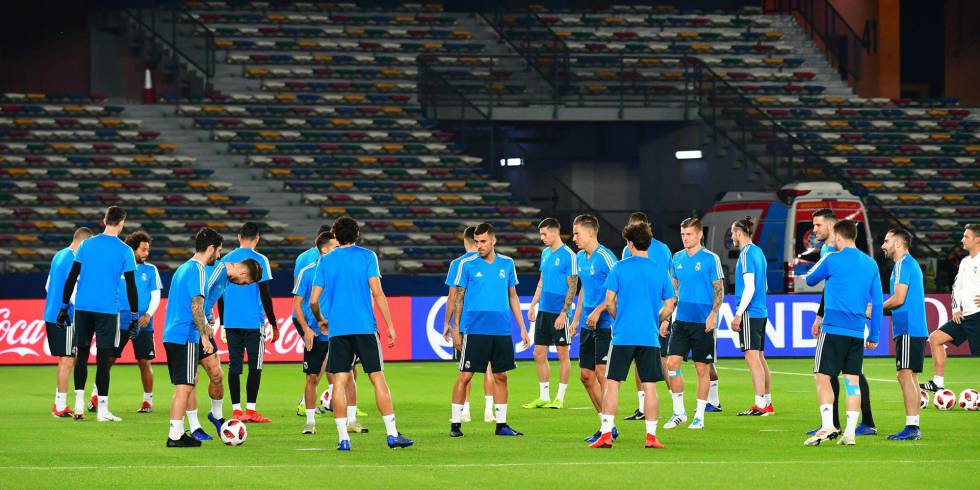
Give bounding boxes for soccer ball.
[919,389,930,409]
[320,389,332,410]
[220,419,248,446]
[958,389,980,411]
[933,389,956,410]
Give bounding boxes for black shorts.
[458,334,515,374]
[304,339,330,375]
[659,331,671,358]
[606,345,663,383]
[226,328,263,374]
[165,341,199,386]
[534,311,570,346]
[738,313,767,352]
[813,332,864,377]
[114,329,156,360]
[198,336,218,359]
[938,312,980,356]
[595,328,611,366]
[45,322,75,357]
[894,334,926,373]
[328,333,383,374]
[579,328,596,370]
[667,321,716,364]
[73,310,120,350]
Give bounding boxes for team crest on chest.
[589,264,595,276]
[695,261,701,272]
[554,257,560,266]
[498,269,505,279]
[140,272,148,282]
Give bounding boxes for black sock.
[859,374,875,427]
[229,373,241,406]
[74,351,89,390]
[830,376,841,429]
[95,349,111,397]
[246,370,262,404]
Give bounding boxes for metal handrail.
[765,0,869,83]
[122,6,215,89]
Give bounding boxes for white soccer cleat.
[837,434,856,446]
[97,412,122,422]
[301,423,316,435]
[688,417,704,430]
[461,412,472,423]
[803,428,838,446]
[662,413,688,429]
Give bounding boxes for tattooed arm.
[707,279,723,333]
[192,296,213,354]
[452,286,465,350]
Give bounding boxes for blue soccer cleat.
[191,428,213,441]
[705,404,723,413]
[337,440,351,451]
[887,426,921,441]
[855,424,877,436]
[387,433,414,448]
[612,426,619,440]
[584,430,601,443]
[208,413,225,434]
[495,424,524,436]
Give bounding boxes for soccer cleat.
[387,433,414,448]
[347,422,369,433]
[495,424,523,436]
[588,432,613,448]
[837,434,856,446]
[737,405,766,416]
[806,426,841,435]
[584,430,601,443]
[137,401,153,413]
[315,406,329,415]
[612,426,619,440]
[461,411,472,423]
[232,409,250,422]
[450,423,464,437]
[87,395,97,413]
[246,410,270,423]
[208,413,225,434]
[302,423,316,435]
[887,426,921,441]
[662,413,688,429]
[73,412,85,421]
[521,398,549,409]
[855,424,877,436]
[705,403,723,413]
[919,380,943,392]
[191,428,213,441]
[337,440,351,451]
[644,434,665,449]
[96,412,122,422]
[296,402,305,417]
[624,409,645,420]
[167,433,202,448]
[688,418,704,430]
[543,399,564,409]
[803,428,840,446]
[51,405,74,418]
[357,408,368,417]
[761,404,775,416]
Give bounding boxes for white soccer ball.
[934,389,956,410]
[958,389,980,411]
[320,389,332,410]
[220,418,248,446]
[919,389,930,409]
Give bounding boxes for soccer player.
[805,209,877,436]
[921,224,980,392]
[293,231,337,434]
[803,219,883,446]
[663,218,724,430]
[294,224,333,277]
[881,228,927,441]
[221,222,278,423]
[43,227,92,417]
[309,216,413,450]
[729,216,774,416]
[589,221,675,449]
[524,218,577,410]
[450,222,530,438]
[443,226,496,423]
[568,214,619,442]
[59,206,138,422]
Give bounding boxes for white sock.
[645,419,658,436]
[708,380,720,406]
[232,403,242,412]
[55,391,67,411]
[556,383,568,402]
[246,402,256,411]
[755,395,767,409]
[74,389,84,412]
[637,391,646,411]
[763,393,772,405]
[143,392,153,404]
[933,375,944,387]
[599,413,614,434]
[671,391,685,415]
[819,403,834,430]
[336,417,349,442]
[97,396,108,417]
[382,413,398,437]
[844,410,859,437]
[494,403,508,424]
[347,406,357,423]
[462,401,471,417]
[484,396,494,414]
[539,382,550,401]
[187,409,202,432]
[907,415,919,427]
[451,403,464,423]
[306,409,316,424]
[169,418,184,440]
[211,398,223,420]
[695,399,708,420]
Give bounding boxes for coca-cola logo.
[0,307,46,357]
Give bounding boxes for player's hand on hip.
[731,314,742,332]
[452,331,463,351]
[386,326,397,348]
[138,313,151,329]
[953,311,964,324]
[201,336,214,355]
[553,313,567,331]
[303,330,314,351]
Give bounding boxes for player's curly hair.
[124,230,152,251]
[622,222,652,251]
[194,227,223,252]
[332,216,360,245]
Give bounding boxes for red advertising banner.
[0,297,413,365]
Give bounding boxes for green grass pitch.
[1,358,978,488]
